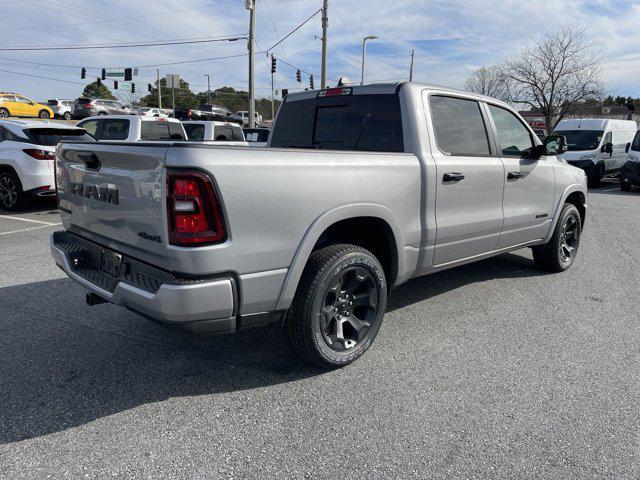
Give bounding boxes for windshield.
[25,128,94,146]
[630,131,640,152]
[555,129,603,151]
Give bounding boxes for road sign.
[166,74,180,88]
[121,82,131,90]
[106,72,124,77]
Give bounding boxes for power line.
[266,8,322,52]
[0,68,85,85]
[0,36,247,52]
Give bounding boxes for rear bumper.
[50,231,237,334]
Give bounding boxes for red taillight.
[167,171,225,246]
[318,87,352,98]
[23,149,55,160]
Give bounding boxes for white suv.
[46,99,74,120]
[0,120,92,211]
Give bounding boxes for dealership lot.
[1,181,639,478]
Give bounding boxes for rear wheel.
[284,244,387,368]
[0,108,9,118]
[63,111,71,120]
[38,110,50,119]
[532,203,582,272]
[588,163,604,188]
[0,171,28,211]
[621,180,632,192]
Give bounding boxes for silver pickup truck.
[51,82,588,368]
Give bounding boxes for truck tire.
[588,163,604,188]
[0,170,28,211]
[284,244,388,368]
[532,203,582,272]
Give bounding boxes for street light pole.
[205,74,211,104]
[321,0,328,89]
[409,49,415,81]
[361,35,378,85]
[246,0,256,128]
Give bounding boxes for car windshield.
[25,128,94,146]
[555,130,603,151]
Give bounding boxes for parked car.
[46,99,74,120]
[76,115,186,142]
[233,110,263,127]
[136,107,168,118]
[243,127,270,147]
[554,119,638,187]
[0,120,92,211]
[72,98,134,119]
[183,121,248,145]
[51,82,587,368]
[174,105,231,121]
[620,130,640,191]
[0,93,54,119]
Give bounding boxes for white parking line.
[0,224,60,236]
[0,214,60,226]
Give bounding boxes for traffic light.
[114,81,118,90]
[124,68,132,81]
[281,88,289,98]
[309,75,314,90]
[271,56,277,74]
[131,83,136,93]
[96,77,101,86]
[101,68,106,80]
[296,69,301,83]
[147,83,152,92]
[81,67,86,79]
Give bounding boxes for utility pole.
[270,54,275,120]
[321,0,328,89]
[157,68,162,109]
[246,0,256,128]
[205,74,211,104]
[409,49,415,82]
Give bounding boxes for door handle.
[443,172,465,183]
[507,171,524,180]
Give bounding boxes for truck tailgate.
[56,142,172,269]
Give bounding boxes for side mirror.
[543,134,568,156]
[602,142,613,154]
[625,142,631,154]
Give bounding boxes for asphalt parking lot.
[1,179,639,479]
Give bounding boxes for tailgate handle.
[77,151,101,171]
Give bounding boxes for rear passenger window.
[100,119,129,140]
[488,105,534,156]
[141,122,170,140]
[430,95,490,156]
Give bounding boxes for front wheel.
[0,108,9,118]
[532,203,582,272]
[284,244,388,368]
[588,163,604,188]
[63,111,72,120]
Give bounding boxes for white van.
[553,118,638,187]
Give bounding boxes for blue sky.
[0,0,639,103]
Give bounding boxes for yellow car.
[0,92,54,119]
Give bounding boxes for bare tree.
[464,66,506,100]
[500,24,604,132]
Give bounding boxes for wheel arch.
[543,185,587,243]
[275,204,406,311]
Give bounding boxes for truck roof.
[284,81,512,108]
[555,118,638,131]
[79,115,181,123]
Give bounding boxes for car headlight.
[579,153,597,161]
